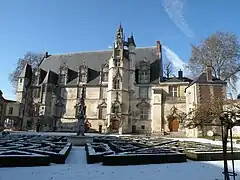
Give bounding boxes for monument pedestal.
[67,135,93,146]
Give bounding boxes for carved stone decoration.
[136,99,150,108]
[166,106,186,122]
[113,68,122,81]
[97,99,107,108]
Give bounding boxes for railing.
[165,96,186,103]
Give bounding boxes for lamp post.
[220,112,237,180]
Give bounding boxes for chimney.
[206,64,212,81]
[156,41,161,57]
[156,41,163,82]
[178,69,183,79]
[45,52,49,58]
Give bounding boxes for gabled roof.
[189,73,226,86]
[185,72,226,91]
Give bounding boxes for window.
[140,107,149,120]
[116,50,121,56]
[98,107,106,119]
[80,72,87,82]
[141,125,145,130]
[33,88,40,98]
[139,71,149,83]
[103,72,108,82]
[112,105,120,114]
[113,79,120,89]
[169,85,178,97]
[59,75,65,84]
[114,58,121,67]
[139,87,148,98]
[8,107,13,115]
[27,120,33,128]
[19,79,22,83]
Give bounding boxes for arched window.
[113,79,120,89]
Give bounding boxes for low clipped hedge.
[0,153,51,167]
[102,152,187,166]
[25,143,72,164]
[185,150,240,161]
[85,143,114,164]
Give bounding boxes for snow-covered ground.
[0,132,240,180]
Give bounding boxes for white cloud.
[162,0,194,38]
[162,45,186,68]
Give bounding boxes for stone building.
[16,25,226,136]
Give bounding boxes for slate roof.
[189,73,226,86]
[39,47,158,72]
[37,47,161,86]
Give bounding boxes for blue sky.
[0,0,239,99]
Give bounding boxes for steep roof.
[190,73,226,85]
[38,47,161,85]
[39,47,158,72]
[185,72,227,91]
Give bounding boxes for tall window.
[116,50,121,56]
[98,107,106,119]
[169,85,178,97]
[102,72,108,82]
[114,58,121,67]
[8,107,13,115]
[113,79,120,89]
[139,87,148,98]
[140,107,149,120]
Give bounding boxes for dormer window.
[116,50,121,56]
[80,68,87,82]
[113,79,120,89]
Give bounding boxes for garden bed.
[0,134,72,167]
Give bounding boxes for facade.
[16,25,226,136]
[0,90,21,131]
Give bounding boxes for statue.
[77,85,86,136]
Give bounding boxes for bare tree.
[187,32,240,91]
[9,52,44,92]
[176,98,240,180]
[164,61,174,78]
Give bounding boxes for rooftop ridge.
[46,46,156,57]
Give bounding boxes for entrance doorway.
[132,125,136,133]
[169,119,179,132]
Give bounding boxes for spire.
[128,32,136,47]
[116,23,123,39]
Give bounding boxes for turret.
[16,64,32,103]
